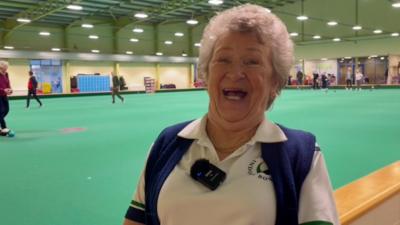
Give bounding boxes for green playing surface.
[1,89,399,225]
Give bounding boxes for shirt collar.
[178,116,287,144]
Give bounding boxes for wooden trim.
[335,161,400,225]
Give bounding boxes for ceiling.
[0,0,399,45]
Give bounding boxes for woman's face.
[0,65,8,73]
[207,31,276,130]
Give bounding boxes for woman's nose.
[226,65,245,80]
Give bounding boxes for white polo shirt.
[130,117,339,225]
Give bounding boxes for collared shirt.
[130,116,339,225]
[0,72,10,96]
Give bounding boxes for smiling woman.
[123,4,339,225]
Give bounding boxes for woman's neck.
[206,117,259,159]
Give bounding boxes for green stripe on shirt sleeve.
[300,221,333,225]
[130,200,145,210]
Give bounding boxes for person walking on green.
[26,71,42,108]
[111,72,124,104]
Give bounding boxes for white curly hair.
[198,4,293,94]
[0,60,9,70]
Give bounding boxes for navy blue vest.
[141,120,315,225]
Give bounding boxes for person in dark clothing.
[312,72,319,89]
[26,71,42,108]
[0,61,13,135]
[321,73,328,89]
[296,70,304,85]
[111,72,124,103]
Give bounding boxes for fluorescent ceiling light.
[82,24,93,28]
[352,25,362,30]
[290,32,299,37]
[135,12,148,19]
[130,38,139,42]
[4,46,14,50]
[392,2,400,7]
[182,53,188,57]
[369,55,378,58]
[155,52,163,56]
[333,38,341,42]
[89,35,99,39]
[51,48,60,51]
[186,19,198,25]
[313,35,321,39]
[380,57,385,60]
[296,15,308,21]
[164,40,173,45]
[174,32,184,37]
[17,18,31,23]
[208,0,223,5]
[39,31,50,36]
[91,49,99,53]
[133,28,143,33]
[391,32,399,36]
[194,43,201,47]
[67,5,82,10]
[327,21,338,26]
[373,29,382,34]
[321,58,328,61]
[344,56,352,59]
[126,51,133,55]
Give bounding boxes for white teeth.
[226,95,241,100]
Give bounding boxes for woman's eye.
[216,58,231,64]
[244,59,260,65]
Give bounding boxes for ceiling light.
[182,53,188,57]
[373,29,382,34]
[344,56,352,59]
[290,32,299,37]
[296,15,308,21]
[51,48,60,51]
[91,49,99,53]
[174,32,184,37]
[208,0,223,5]
[89,35,98,39]
[352,25,362,30]
[194,43,201,47]
[17,18,31,23]
[370,55,378,58]
[135,12,148,19]
[327,21,338,26]
[313,35,321,39]
[130,38,139,42]
[164,40,173,45]
[380,57,385,60]
[321,58,328,61]
[392,2,400,7]
[133,28,143,33]
[67,5,82,10]
[82,24,93,28]
[391,32,399,37]
[333,38,341,42]
[4,46,14,50]
[155,52,163,56]
[186,19,198,25]
[126,51,133,55]
[39,31,50,36]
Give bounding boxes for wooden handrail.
[335,161,400,225]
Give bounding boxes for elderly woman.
[123,4,338,225]
[0,60,13,135]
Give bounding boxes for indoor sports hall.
[0,1,399,225]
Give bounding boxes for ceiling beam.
[3,0,80,40]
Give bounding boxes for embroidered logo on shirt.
[248,158,272,182]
